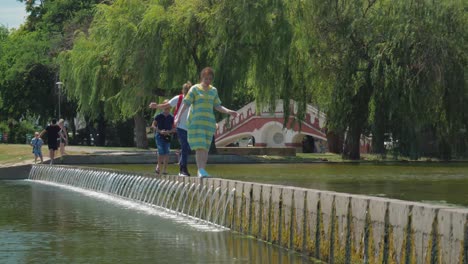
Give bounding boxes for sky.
[0,0,27,29]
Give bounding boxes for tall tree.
[291,0,467,159]
[57,0,466,155]
[0,28,57,122]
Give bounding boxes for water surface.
[0,180,311,264]
[91,163,468,207]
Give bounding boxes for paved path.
[1,146,157,168]
[66,146,156,155]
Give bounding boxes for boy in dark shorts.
[39,118,61,164]
[151,100,175,175]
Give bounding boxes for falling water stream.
[0,165,315,263]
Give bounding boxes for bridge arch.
[258,121,286,147]
[219,132,255,147]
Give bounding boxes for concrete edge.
[0,164,32,180]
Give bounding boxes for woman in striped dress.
[175,67,238,178]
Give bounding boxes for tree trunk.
[96,103,106,146]
[96,114,106,146]
[84,115,92,146]
[70,116,76,145]
[326,131,343,154]
[343,125,362,160]
[372,132,386,156]
[133,112,148,149]
[342,63,374,160]
[372,117,386,156]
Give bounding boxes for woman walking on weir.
[149,81,192,176]
[175,67,238,178]
[58,119,68,157]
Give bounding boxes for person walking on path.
[39,118,61,164]
[58,119,68,157]
[149,81,193,176]
[151,100,175,175]
[30,132,44,164]
[175,67,238,178]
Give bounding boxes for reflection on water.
[92,163,468,207]
[0,180,314,264]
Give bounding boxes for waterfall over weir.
[27,165,468,264]
[29,165,235,229]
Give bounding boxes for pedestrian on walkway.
[151,100,175,175]
[39,118,61,164]
[30,132,43,164]
[175,67,238,178]
[149,81,192,176]
[58,119,68,157]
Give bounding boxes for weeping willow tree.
[59,0,466,155]
[59,0,298,148]
[59,0,151,147]
[289,0,467,159]
[366,0,467,160]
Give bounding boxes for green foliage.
[292,0,467,159]
[0,0,97,124]
[2,0,466,156]
[0,28,57,122]
[0,121,9,135]
[0,116,38,144]
[370,0,468,159]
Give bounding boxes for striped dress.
[183,84,221,150]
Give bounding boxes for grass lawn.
[0,144,148,166]
[0,144,38,165]
[255,152,422,162]
[0,143,458,167]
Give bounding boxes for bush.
[0,122,10,142]
[2,118,37,144]
[10,119,36,144]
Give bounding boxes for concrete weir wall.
[161,175,468,264]
[0,164,31,180]
[12,164,468,264]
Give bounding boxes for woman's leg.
[198,134,211,172]
[191,130,213,177]
[60,142,65,156]
[177,128,190,174]
[195,149,208,173]
[200,149,208,169]
[195,149,203,170]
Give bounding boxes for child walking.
[149,81,192,176]
[30,132,44,164]
[152,100,175,175]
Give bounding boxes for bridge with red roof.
[215,100,329,153]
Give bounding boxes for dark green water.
[0,180,311,264]
[91,163,468,207]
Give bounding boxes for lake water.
[91,163,468,207]
[0,180,312,264]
